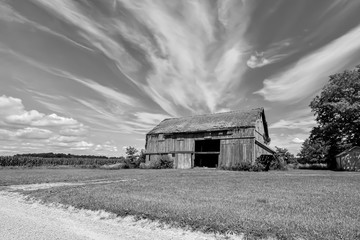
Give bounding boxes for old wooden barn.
[145,108,275,169]
[336,146,360,171]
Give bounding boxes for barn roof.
[148,108,268,135]
[336,146,360,157]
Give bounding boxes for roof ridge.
[163,107,263,121]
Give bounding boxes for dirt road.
[0,187,242,240]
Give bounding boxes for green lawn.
[1,168,359,240]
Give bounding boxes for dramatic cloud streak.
[1,0,360,156]
[255,25,360,102]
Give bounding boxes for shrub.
[298,163,328,170]
[147,155,174,169]
[251,162,266,172]
[231,162,252,171]
[257,155,287,171]
[139,162,148,169]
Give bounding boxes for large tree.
[309,65,360,168]
[297,138,328,164]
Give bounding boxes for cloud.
[59,125,88,136]
[247,52,270,68]
[291,138,305,144]
[0,95,24,116]
[270,116,316,132]
[95,141,118,152]
[31,114,78,127]
[1,95,79,128]
[15,127,53,139]
[270,133,309,155]
[71,141,94,150]
[5,110,44,125]
[31,0,253,115]
[247,39,294,68]
[255,25,360,102]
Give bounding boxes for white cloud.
[5,110,44,125]
[31,114,78,127]
[255,25,360,102]
[0,95,24,116]
[70,141,94,150]
[270,133,309,155]
[133,112,171,125]
[247,39,294,69]
[270,116,316,132]
[291,138,305,144]
[15,127,53,139]
[247,52,270,68]
[59,125,88,136]
[105,0,254,114]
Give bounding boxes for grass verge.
[1,168,360,239]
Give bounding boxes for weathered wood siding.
[175,138,194,152]
[146,127,260,169]
[176,153,192,169]
[255,118,266,144]
[218,139,253,168]
[336,148,360,171]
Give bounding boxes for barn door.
[219,140,243,168]
[176,153,192,169]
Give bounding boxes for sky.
[1,0,360,157]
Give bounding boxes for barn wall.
[146,128,259,169]
[175,138,194,152]
[176,153,192,169]
[218,138,253,168]
[255,118,267,144]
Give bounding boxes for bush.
[220,161,264,171]
[100,162,128,170]
[231,162,252,171]
[139,162,148,169]
[298,163,328,170]
[257,155,287,171]
[147,155,174,169]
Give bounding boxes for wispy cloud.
[255,25,360,102]
[270,116,316,132]
[247,39,294,68]
[30,0,256,115]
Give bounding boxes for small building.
[335,146,360,171]
[145,108,275,169]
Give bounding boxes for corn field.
[0,156,124,167]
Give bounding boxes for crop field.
[1,168,359,240]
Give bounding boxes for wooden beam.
[194,152,220,154]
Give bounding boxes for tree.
[125,146,140,168]
[309,65,360,168]
[274,146,295,164]
[297,138,328,164]
[125,146,138,158]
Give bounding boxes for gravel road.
[0,188,242,240]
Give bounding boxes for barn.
[335,146,360,171]
[145,108,275,169]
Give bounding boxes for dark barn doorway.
[194,140,220,168]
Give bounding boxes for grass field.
[1,168,359,240]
